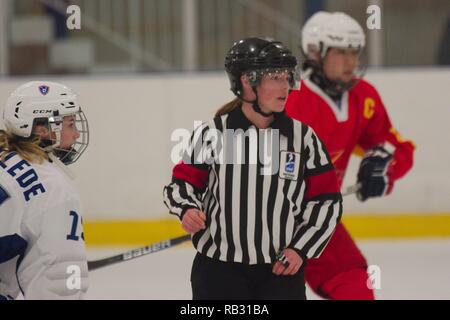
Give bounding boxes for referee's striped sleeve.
[303,126,334,176]
[289,127,343,259]
[163,122,212,219]
[163,176,205,219]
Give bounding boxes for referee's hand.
[182,209,206,234]
[272,248,303,276]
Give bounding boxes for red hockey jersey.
[286,77,415,187]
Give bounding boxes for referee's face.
[257,72,291,113]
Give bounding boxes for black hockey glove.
[357,146,393,202]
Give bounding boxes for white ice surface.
[85,239,450,300]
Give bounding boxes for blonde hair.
[0,130,49,164]
[215,97,242,118]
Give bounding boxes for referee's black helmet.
[224,37,299,98]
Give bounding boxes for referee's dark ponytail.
[215,97,241,118]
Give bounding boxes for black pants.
[191,252,306,300]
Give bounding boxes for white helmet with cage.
[302,11,366,58]
[2,81,89,165]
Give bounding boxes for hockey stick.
[88,234,191,271]
[341,183,361,197]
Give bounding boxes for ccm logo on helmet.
[33,109,53,114]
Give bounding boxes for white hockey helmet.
[302,11,366,57]
[3,81,89,165]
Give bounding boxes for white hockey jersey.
[0,152,88,300]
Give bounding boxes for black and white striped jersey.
[164,107,342,264]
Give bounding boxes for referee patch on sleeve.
[0,185,10,205]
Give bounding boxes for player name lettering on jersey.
[0,152,46,201]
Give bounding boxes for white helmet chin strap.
[42,117,69,166]
[48,116,63,149]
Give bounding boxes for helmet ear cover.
[33,117,50,128]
